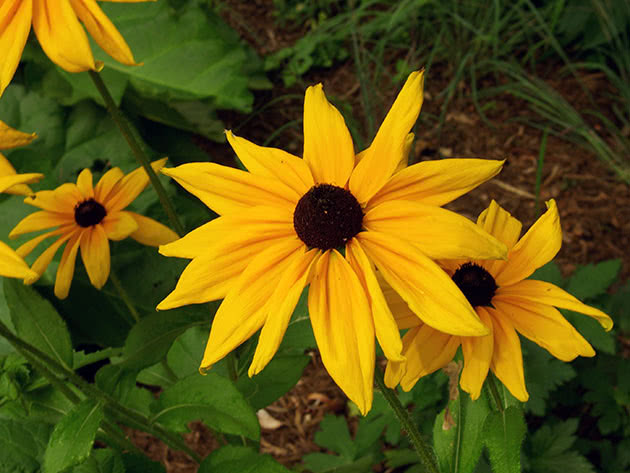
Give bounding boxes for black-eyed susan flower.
[385,200,613,402]
[0,120,43,195]
[9,159,178,299]
[0,0,146,96]
[157,71,508,414]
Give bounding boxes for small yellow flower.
[158,71,507,414]
[0,120,43,195]
[1,0,147,96]
[10,159,178,299]
[385,200,613,402]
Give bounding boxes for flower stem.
[88,70,185,237]
[487,375,504,413]
[109,270,140,324]
[374,365,439,473]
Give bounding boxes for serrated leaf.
[564,310,616,354]
[4,279,73,370]
[483,406,526,473]
[530,261,564,286]
[73,347,122,370]
[43,400,105,473]
[0,419,51,472]
[198,446,290,473]
[566,260,621,300]
[314,415,356,460]
[150,373,259,440]
[529,419,595,473]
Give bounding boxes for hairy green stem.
[374,365,439,473]
[487,375,504,413]
[88,70,185,237]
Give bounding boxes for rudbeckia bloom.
[9,159,178,299]
[0,120,43,195]
[385,200,613,402]
[157,71,508,414]
[1,0,146,96]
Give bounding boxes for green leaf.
[70,449,125,473]
[166,326,207,379]
[4,279,73,370]
[433,392,490,473]
[0,419,51,472]
[302,453,375,473]
[565,260,621,300]
[198,446,290,473]
[315,415,356,459]
[483,406,526,473]
[530,261,563,286]
[43,400,105,473]
[150,373,259,440]
[120,453,166,473]
[528,419,595,473]
[564,310,616,355]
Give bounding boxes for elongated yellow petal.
[495,200,561,287]
[94,167,124,203]
[27,233,73,284]
[126,212,178,246]
[226,130,314,198]
[10,211,72,237]
[0,172,43,195]
[350,72,424,203]
[369,158,503,209]
[101,211,138,241]
[80,225,110,289]
[303,84,355,186]
[0,121,36,149]
[200,239,303,370]
[309,250,375,414]
[70,0,136,66]
[364,200,507,260]
[161,162,297,216]
[0,152,42,195]
[24,183,83,212]
[346,238,404,362]
[249,248,319,375]
[54,230,82,299]
[16,228,66,258]
[358,231,488,336]
[493,297,594,361]
[379,273,421,330]
[487,307,528,402]
[460,307,494,400]
[0,241,38,280]
[159,217,231,259]
[500,279,613,331]
[32,0,96,72]
[76,168,94,199]
[106,158,167,212]
[475,200,522,277]
[0,0,32,96]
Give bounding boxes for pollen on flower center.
[293,184,363,250]
[74,199,107,227]
[452,262,497,308]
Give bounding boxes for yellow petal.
[79,225,110,289]
[303,84,355,186]
[486,307,528,402]
[500,279,613,331]
[76,168,94,199]
[358,231,488,336]
[32,0,96,72]
[0,240,38,280]
[249,248,319,375]
[94,167,124,203]
[369,158,504,209]
[226,130,314,198]
[346,238,404,362]
[492,296,594,361]
[350,72,424,203]
[379,273,421,330]
[106,158,167,212]
[0,172,44,195]
[364,200,507,260]
[495,200,561,287]
[394,324,460,392]
[70,0,137,66]
[27,233,73,284]
[126,212,178,246]
[460,307,494,400]
[475,200,522,277]
[308,250,375,414]
[0,121,37,149]
[10,211,72,238]
[161,162,297,216]
[24,183,83,212]
[54,230,82,299]
[15,228,66,258]
[101,211,138,241]
[0,0,32,96]
[200,239,304,370]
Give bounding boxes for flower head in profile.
[10,159,178,299]
[0,120,43,195]
[385,200,613,401]
[1,0,147,96]
[158,71,507,414]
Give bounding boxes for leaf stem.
[487,375,504,413]
[109,269,140,324]
[88,70,185,237]
[374,365,439,473]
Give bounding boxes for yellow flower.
[157,71,507,414]
[10,159,178,299]
[1,0,146,96]
[0,120,43,195]
[385,200,613,402]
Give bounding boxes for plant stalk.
[486,375,504,413]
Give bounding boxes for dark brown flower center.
[293,184,363,250]
[452,262,497,308]
[74,199,107,227]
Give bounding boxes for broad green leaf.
[314,415,356,460]
[0,419,51,472]
[198,446,290,473]
[70,449,125,473]
[166,326,207,378]
[150,373,259,440]
[483,406,526,473]
[433,392,490,473]
[302,453,375,473]
[4,279,73,370]
[528,419,595,473]
[566,260,621,300]
[74,348,122,371]
[564,310,616,354]
[530,261,563,286]
[43,400,105,473]
[121,453,166,473]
